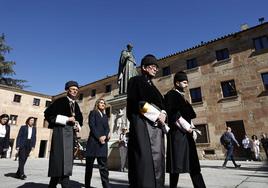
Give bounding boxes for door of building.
[38,140,47,158]
[226,120,245,158]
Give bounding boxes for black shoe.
[16,175,25,180]
[235,164,241,168]
[222,165,226,169]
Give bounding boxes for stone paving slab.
[0,158,267,187]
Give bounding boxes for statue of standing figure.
[117,44,138,94]
[115,109,126,134]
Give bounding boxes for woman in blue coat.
[85,98,111,188]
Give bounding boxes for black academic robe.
[127,75,165,188]
[86,110,110,157]
[165,89,201,174]
[44,96,83,177]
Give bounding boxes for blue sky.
[2,0,268,95]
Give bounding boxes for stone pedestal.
[106,94,129,170]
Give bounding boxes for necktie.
[70,102,75,117]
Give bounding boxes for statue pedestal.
[106,94,128,170]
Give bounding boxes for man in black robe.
[44,81,83,188]
[127,54,167,188]
[165,71,206,188]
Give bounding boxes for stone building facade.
[0,84,52,158]
[70,22,268,162]
[154,22,268,159]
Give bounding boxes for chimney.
[258,17,265,24]
[240,23,249,31]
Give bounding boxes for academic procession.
[1,22,268,187]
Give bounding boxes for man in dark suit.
[44,81,83,188]
[16,117,36,180]
[127,54,167,188]
[85,98,111,188]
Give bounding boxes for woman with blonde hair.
[85,98,111,188]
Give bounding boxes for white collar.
[67,96,75,103]
[174,88,185,96]
[98,110,105,117]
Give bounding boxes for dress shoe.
[17,174,26,180]
[235,164,241,168]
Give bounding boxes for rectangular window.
[162,66,171,76]
[261,72,268,90]
[105,85,112,93]
[91,89,96,97]
[190,87,202,103]
[221,80,237,98]
[45,100,51,107]
[33,98,40,106]
[254,36,268,51]
[216,48,229,61]
[78,93,84,101]
[187,58,198,69]
[13,94,21,103]
[9,115,18,125]
[195,124,209,144]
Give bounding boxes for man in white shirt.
[242,134,252,161]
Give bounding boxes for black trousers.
[244,148,252,161]
[85,156,110,188]
[48,176,70,188]
[0,137,7,158]
[170,172,206,188]
[17,139,31,176]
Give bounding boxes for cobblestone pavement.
[0,158,267,187]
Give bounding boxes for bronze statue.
[117,44,138,94]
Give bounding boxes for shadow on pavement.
[16,180,82,188]
[109,178,169,188]
[17,183,48,188]
[109,183,169,188]
[110,183,128,188]
[109,177,128,184]
[201,164,268,172]
[239,174,268,178]
[70,180,83,188]
[4,172,18,179]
